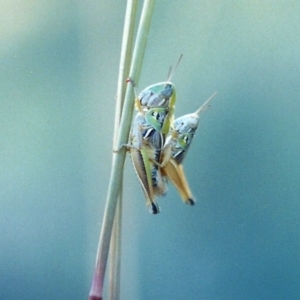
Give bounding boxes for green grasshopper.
[126,79,177,214]
[161,92,217,205]
[128,113,164,214]
[126,55,209,213]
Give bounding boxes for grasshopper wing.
[130,146,160,214]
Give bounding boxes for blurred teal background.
[1,1,300,299]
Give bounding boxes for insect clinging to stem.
[160,92,218,205]
[124,56,183,213]
[124,56,216,213]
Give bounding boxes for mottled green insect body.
[126,57,217,213]
[128,111,167,214]
[161,92,217,204]
[166,92,217,164]
[126,80,179,213]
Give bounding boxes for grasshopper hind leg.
[161,159,196,206]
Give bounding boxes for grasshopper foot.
[150,203,160,214]
[188,198,195,206]
[113,143,132,153]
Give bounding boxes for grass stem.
[108,2,138,299]
[88,1,155,299]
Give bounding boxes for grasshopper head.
[173,92,217,134]
[174,113,200,134]
[139,81,176,109]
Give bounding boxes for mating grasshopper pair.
[125,78,216,214]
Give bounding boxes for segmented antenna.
[195,92,218,114]
[167,54,183,81]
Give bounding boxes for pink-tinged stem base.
[88,296,102,300]
[88,271,103,300]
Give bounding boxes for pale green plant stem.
[108,1,138,300]
[88,1,155,299]
[108,200,122,300]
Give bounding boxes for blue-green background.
[1,1,300,299]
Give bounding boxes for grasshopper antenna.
[195,92,218,115]
[167,54,183,82]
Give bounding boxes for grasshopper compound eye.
[161,83,174,100]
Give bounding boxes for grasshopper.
[126,56,198,213]
[126,79,177,213]
[161,92,217,205]
[128,113,164,214]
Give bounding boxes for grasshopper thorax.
[144,107,168,133]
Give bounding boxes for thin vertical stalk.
[113,0,138,137]
[108,199,122,300]
[108,1,138,300]
[88,1,155,299]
